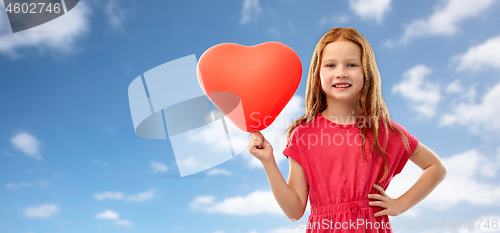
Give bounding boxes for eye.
[324,63,335,68]
[348,63,358,67]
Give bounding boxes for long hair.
[284,27,410,182]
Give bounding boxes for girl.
[247,27,447,232]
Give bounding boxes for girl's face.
[319,38,364,104]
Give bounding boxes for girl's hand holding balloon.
[247,131,274,163]
[368,184,408,217]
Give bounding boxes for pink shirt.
[283,113,419,232]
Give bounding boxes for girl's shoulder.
[386,118,403,129]
[380,118,414,140]
[386,118,410,133]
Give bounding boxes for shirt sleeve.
[283,127,302,165]
[392,121,420,176]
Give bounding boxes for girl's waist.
[310,199,379,215]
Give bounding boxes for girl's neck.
[321,98,362,125]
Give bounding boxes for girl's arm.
[397,142,447,212]
[264,156,309,220]
[248,131,309,220]
[369,142,447,216]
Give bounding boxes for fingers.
[249,131,262,142]
[374,209,389,217]
[367,193,385,201]
[368,201,387,209]
[248,131,273,154]
[249,130,263,138]
[249,131,264,143]
[248,138,263,150]
[264,138,270,145]
[248,131,264,150]
[247,141,261,150]
[369,184,397,217]
[372,184,388,197]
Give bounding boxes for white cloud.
[10,132,42,160]
[190,190,282,215]
[95,210,133,226]
[94,189,154,202]
[430,150,500,208]
[240,0,262,24]
[440,81,500,135]
[206,168,232,176]
[104,0,126,28]
[392,65,440,117]
[0,1,92,58]
[115,220,132,226]
[126,189,154,202]
[187,113,236,153]
[348,0,392,23]
[454,35,500,72]
[95,210,119,220]
[94,191,124,200]
[190,195,216,208]
[6,182,32,189]
[24,204,58,218]
[267,27,281,38]
[103,126,115,132]
[387,149,500,211]
[318,14,349,26]
[182,114,243,174]
[386,0,494,46]
[93,159,108,166]
[175,155,213,175]
[444,79,478,115]
[461,84,478,102]
[151,161,168,173]
[6,180,51,190]
[445,79,464,94]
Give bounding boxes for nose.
[336,66,347,79]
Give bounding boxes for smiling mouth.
[333,84,352,88]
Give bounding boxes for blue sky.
[1,0,500,232]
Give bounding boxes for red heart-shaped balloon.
[197,42,302,132]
